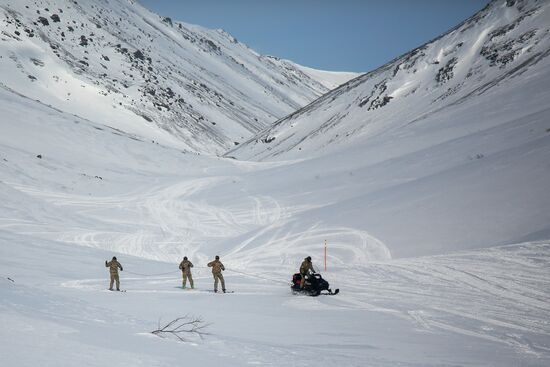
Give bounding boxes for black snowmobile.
[291,272,339,296]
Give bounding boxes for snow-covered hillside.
[1,83,550,364]
[266,55,362,90]
[1,0,550,366]
[225,0,550,255]
[230,0,550,160]
[1,54,549,365]
[0,0,358,154]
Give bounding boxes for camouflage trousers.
[182,272,194,288]
[300,272,307,288]
[109,273,120,290]
[213,272,225,292]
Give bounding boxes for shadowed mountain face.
[0,0,357,154]
[230,0,550,161]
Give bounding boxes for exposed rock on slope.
[230,0,550,160]
[0,0,355,154]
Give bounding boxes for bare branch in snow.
[151,315,210,342]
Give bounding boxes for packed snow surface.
[1,78,549,365]
[1,0,550,366]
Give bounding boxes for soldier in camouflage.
[299,256,314,288]
[207,255,226,293]
[178,256,194,289]
[105,256,123,291]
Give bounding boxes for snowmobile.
[291,271,339,296]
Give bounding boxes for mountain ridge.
[0,0,357,154]
[228,0,550,161]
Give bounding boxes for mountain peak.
[229,0,550,160]
[0,0,357,154]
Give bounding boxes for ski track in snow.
[6,177,388,265]
[52,242,550,363]
[330,243,550,358]
[3,173,550,362]
[1,1,550,365]
[1,163,549,364]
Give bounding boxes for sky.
[139,0,489,73]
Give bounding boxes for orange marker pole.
[324,240,327,271]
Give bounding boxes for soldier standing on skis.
[105,256,123,291]
[207,255,226,293]
[179,256,194,289]
[300,256,315,288]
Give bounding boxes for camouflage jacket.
[106,260,123,274]
[207,259,225,274]
[179,260,194,274]
[300,260,314,275]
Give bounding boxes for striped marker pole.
[324,240,327,271]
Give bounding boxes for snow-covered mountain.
[230,0,550,160]
[225,0,550,255]
[0,0,357,154]
[265,55,362,90]
[1,79,549,365]
[1,1,550,366]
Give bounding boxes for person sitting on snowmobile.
[299,256,315,288]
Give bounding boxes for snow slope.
[294,63,362,89]
[2,231,550,367]
[265,55,362,90]
[231,0,550,160]
[1,0,550,366]
[226,0,550,255]
[0,0,357,154]
[1,64,549,366]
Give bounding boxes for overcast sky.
[139,0,489,73]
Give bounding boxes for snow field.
[1,1,550,365]
[1,84,550,365]
[2,229,549,366]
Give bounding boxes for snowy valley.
[1,0,550,366]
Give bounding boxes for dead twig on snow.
[151,315,210,342]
